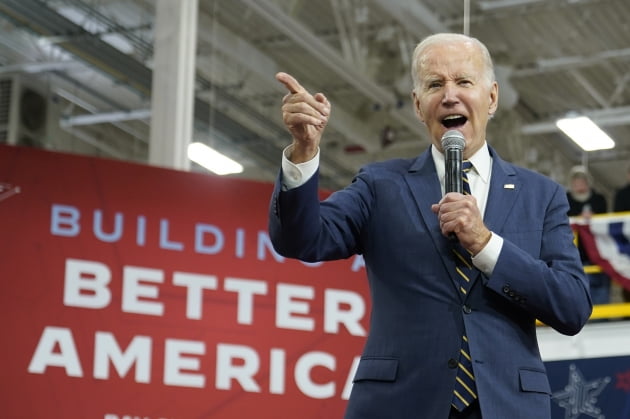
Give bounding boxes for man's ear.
[412,91,425,123]
[488,81,499,116]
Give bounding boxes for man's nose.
[441,83,459,105]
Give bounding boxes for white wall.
[538,320,630,361]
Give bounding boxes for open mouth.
[442,114,467,129]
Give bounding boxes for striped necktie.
[462,160,473,196]
[451,160,478,411]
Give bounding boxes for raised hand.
[276,72,330,163]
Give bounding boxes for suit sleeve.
[268,167,372,262]
[485,182,592,336]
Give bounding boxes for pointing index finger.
[276,72,305,94]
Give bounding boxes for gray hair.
[411,33,496,93]
[569,165,593,185]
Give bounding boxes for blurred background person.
[613,164,630,302]
[613,164,630,213]
[567,165,607,217]
[567,165,610,304]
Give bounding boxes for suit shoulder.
[360,157,416,175]
[508,163,561,188]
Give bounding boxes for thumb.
[275,72,305,94]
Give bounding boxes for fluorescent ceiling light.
[188,142,243,175]
[555,116,615,151]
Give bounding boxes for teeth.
[443,114,464,120]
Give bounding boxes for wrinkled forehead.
[418,41,482,78]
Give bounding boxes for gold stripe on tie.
[455,267,472,283]
[458,362,474,380]
[453,390,470,407]
[462,180,471,194]
[456,377,477,396]
[453,250,473,269]
[462,160,473,196]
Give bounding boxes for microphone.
[441,130,465,242]
[441,130,465,195]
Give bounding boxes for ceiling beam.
[569,69,610,109]
[241,0,428,142]
[54,85,148,140]
[330,0,356,64]
[608,73,630,106]
[197,13,278,82]
[0,0,332,183]
[60,109,151,128]
[478,0,546,11]
[196,12,381,153]
[241,0,394,106]
[0,60,81,74]
[59,125,129,159]
[513,47,630,77]
[371,0,447,34]
[0,0,153,95]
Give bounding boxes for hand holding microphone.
[431,131,490,253]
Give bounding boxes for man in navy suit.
[269,33,592,419]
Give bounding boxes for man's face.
[569,177,591,197]
[412,41,498,159]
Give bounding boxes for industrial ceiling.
[1,0,629,200]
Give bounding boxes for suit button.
[448,358,458,369]
[503,285,510,294]
[463,305,472,314]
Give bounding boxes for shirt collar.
[431,142,492,184]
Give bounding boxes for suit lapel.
[483,147,521,234]
[403,149,442,242]
[404,148,465,299]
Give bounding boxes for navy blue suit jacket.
[269,146,592,419]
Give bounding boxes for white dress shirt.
[280,143,503,275]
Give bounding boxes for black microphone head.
[441,130,465,151]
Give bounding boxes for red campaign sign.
[0,145,368,419]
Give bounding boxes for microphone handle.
[444,148,463,194]
[444,148,463,242]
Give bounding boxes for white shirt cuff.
[471,232,503,276]
[281,145,320,190]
